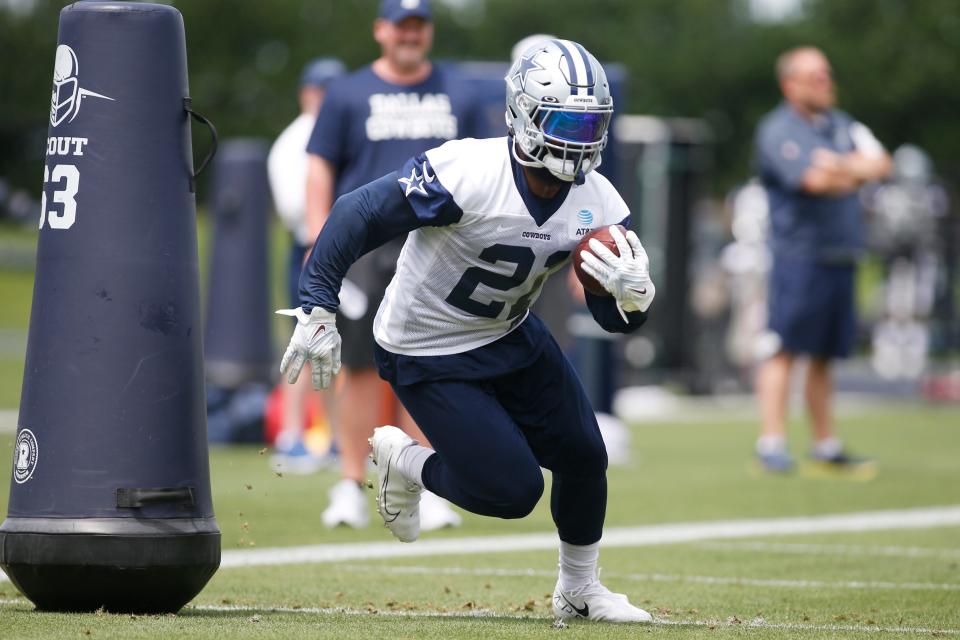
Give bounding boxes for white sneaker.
[369,425,422,542]
[321,479,369,529]
[552,579,652,623]
[419,490,462,531]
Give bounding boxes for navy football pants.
[388,338,609,545]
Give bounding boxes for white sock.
[755,434,787,456]
[558,541,600,593]
[813,436,843,458]
[396,444,434,485]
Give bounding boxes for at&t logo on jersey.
[50,44,114,127]
[572,208,597,236]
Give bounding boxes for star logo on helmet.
[512,52,545,92]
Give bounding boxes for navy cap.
[299,57,346,88]
[379,0,432,23]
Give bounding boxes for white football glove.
[579,225,656,322]
[276,307,341,389]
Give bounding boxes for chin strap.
[515,137,588,186]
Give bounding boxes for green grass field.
[0,224,36,409]
[1,222,959,637]
[1,404,959,639]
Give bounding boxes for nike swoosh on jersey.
[421,161,435,183]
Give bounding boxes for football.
[573,224,625,297]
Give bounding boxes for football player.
[306,0,468,531]
[280,39,656,624]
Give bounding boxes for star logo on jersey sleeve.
[398,166,426,197]
[512,52,545,91]
[398,161,436,197]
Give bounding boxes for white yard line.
[192,603,960,635]
[699,540,960,559]
[218,505,960,569]
[6,561,956,594]
[3,599,955,635]
[186,604,960,635]
[658,617,960,635]
[332,563,960,592]
[3,505,959,593]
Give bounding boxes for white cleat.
[369,425,422,543]
[419,490,462,531]
[552,579,653,623]
[321,478,369,529]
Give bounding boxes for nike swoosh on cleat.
[380,463,401,522]
[558,593,589,618]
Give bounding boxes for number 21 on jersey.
[445,243,570,321]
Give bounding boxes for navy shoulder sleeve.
[299,171,453,312]
[397,152,464,226]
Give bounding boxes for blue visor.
[539,110,607,144]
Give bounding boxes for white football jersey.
[374,137,630,356]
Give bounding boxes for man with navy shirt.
[753,47,891,472]
[281,39,656,623]
[305,0,476,530]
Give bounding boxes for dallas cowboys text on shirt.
[366,93,457,141]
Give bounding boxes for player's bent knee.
[494,473,543,519]
[556,436,608,476]
[583,440,609,474]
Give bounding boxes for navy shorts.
[768,259,855,359]
[376,328,609,544]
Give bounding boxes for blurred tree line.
[2,0,959,199]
